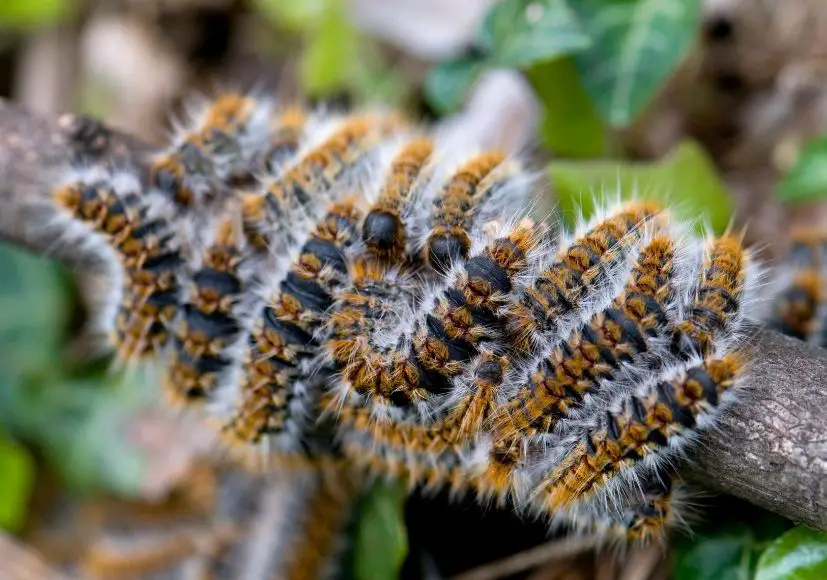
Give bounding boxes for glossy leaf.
[673,498,791,580]
[423,54,487,115]
[549,140,732,233]
[571,0,703,127]
[776,138,827,204]
[353,481,408,580]
[527,57,606,158]
[479,0,591,69]
[756,526,827,580]
[0,437,35,532]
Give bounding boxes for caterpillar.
[52,168,184,364]
[505,200,663,355]
[163,211,250,405]
[240,111,407,252]
[764,230,827,344]
[217,198,364,462]
[534,352,744,513]
[150,92,274,207]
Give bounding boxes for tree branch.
[0,97,825,530]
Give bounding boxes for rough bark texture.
[691,329,827,530]
[0,97,825,529]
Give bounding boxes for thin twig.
[451,536,600,580]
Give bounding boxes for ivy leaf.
[776,138,827,204]
[549,140,732,234]
[673,503,791,580]
[423,53,487,115]
[527,57,606,158]
[353,481,408,580]
[0,436,35,533]
[756,526,827,580]
[478,0,591,69]
[571,0,703,127]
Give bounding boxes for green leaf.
[776,138,827,204]
[571,0,703,127]
[756,526,827,580]
[0,243,67,376]
[254,0,324,30]
[478,0,591,69]
[673,498,791,580]
[423,54,488,115]
[527,57,606,157]
[549,140,732,233]
[353,481,408,580]
[299,0,364,98]
[0,436,35,533]
[0,0,72,27]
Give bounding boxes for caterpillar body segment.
[240,111,407,252]
[361,137,435,266]
[151,92,274,207]
[217,198,365,459]
[672,233,759,358]
[418,151,537,275]
[163,212,251,405]
[494,231,687,445]
[260,104,309,174]
[52,168,184,363]
[546,466,686,550]
[505,200,664,356]
[764,231,827,343]
[533,353,744,513]
[331,220,549,422]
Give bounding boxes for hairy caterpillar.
[52,168,184,364]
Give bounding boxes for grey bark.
[0,97,825,530]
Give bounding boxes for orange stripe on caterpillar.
[537,353,742,511]
[220,199,363,451]
[241,113,406,250]
[424,151,506,273]
[672,235,747,357]
[495,234,677,442]
[362,138,434,264]
[506,201,663,354]
[164,216,246,405]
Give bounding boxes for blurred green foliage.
[352,481,408,580]
[549,140,733,234]
[776,138,827,204]
[0,436,35,532]
[673,500,792,580]
[0,242,151,533]
[756,526,827,580]
[425,0,701,141]
[0,0,72,28]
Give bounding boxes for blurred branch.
[0,98,825,530]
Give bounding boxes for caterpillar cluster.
[45,91,766,577]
